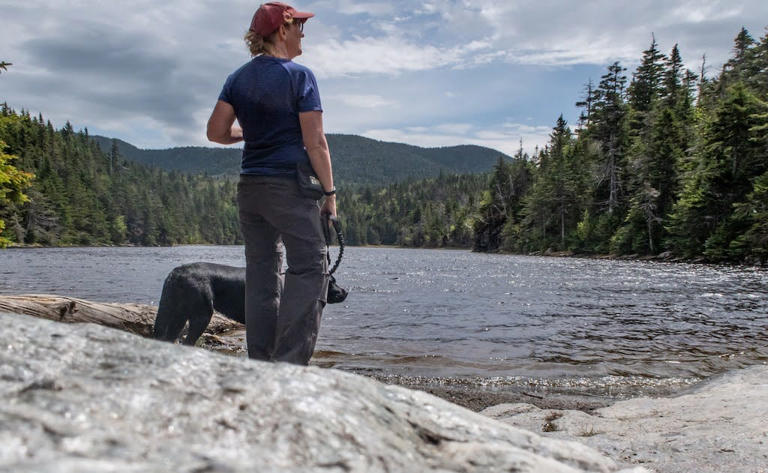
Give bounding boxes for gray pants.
[237,175,328,365]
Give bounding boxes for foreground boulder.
[483,366,768,472]
[0,312,644,473]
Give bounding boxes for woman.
[207,2,336,365]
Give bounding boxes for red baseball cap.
[249,2,314,37]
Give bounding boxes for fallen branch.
[0,294,242,338]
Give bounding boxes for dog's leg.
[183,306,214,346]
[154,278,190,342]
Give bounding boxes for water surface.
[2,246,766,398]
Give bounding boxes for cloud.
[327,94,399,108]
[1,0,765,152]
[304,36,466,78]
[318,0,395,16]
[363,121,553,156]
[303,0,765,79]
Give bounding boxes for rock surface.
[0,312,645,473]
[483,366,768,473]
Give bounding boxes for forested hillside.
[0,108,240,246]
[90,134,509,185]
[473,28,768,263]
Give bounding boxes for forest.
[469,28,767,263]
[0,111,240,246]
[1,27,766,263]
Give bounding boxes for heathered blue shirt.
[218,55,322,176]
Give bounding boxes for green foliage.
[337,172,488,247]
[474,150,532,252]
[518,116,590,252]
[667,84,767,260]
[0,133,34,247]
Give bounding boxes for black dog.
[153,262,245,345]
[153,262,347,345]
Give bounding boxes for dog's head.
[327,275,348,304]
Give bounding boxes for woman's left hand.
[321,195,336,218]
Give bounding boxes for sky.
[1,0,766,156]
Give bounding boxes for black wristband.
[323,186,336,196]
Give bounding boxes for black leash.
[323,214,348,304]
[327,215,344,275]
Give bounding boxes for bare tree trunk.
[0,294,241,338]
[647,218,655,254]
[608,134,618,214]
[560,202,566,249]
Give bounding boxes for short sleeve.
[218,74,234,104]
[295,68,323,113]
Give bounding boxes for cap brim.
[292,10,314,19]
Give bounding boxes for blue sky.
[2,0,766,155]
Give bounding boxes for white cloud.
[327,94,399,108]
[304,36,464,78]
[668,2,743,24]
[363,121,552,156]
[313,0,395,17]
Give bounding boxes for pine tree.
[730,171,768,263]
[667,84,767,259]
[575,79,596,131]
[519,116,588,251]
[591,62,629,217]
[628,35,666,118]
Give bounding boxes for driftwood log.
[0,295,243,349]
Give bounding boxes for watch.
[323,186,337,196]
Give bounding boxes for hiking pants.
[237,175,328,365]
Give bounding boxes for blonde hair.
[244,19,295,56]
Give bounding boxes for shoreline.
[372,378,614,413]
[5,242,765,267]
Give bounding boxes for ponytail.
[244,19,294,57]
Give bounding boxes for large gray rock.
[0,312,644,473]
[483,366,768,472]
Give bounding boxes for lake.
[2,246,766,399]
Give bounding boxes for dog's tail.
[153,269,188,342]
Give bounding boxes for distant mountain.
[92,134,510,185]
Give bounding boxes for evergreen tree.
[730,171,768,263]
[592,62,629,216]
[575,79,596,131]
[0,110,35,247]
[473,154,531,252]
[520,116,587,251]
[615,44,693,254]
[667,84,767,259]
[628,36,666,119]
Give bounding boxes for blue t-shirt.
[218,55,322,176]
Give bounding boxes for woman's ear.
[278,23,288,40]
